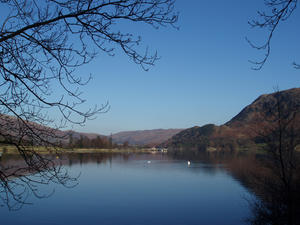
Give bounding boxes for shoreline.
[0,145,164,155]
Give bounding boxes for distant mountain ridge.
[66,128,184,146]
[0,113,183,146]
[166,88,300,151]
[4,88,299,150]
[65,128,184,146]
[112,129,183,146]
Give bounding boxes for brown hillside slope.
[166,88,300,151]
[0,114,105,145]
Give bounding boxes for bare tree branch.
[248,0,297,70]
[0,0,178,209]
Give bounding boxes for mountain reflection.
[234,155,300,225]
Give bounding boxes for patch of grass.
[0,145,160,155]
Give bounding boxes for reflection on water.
[0,152,282,225]
[237,155,300,225]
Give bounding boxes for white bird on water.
[147,160,151,164]
[187,161,191,166]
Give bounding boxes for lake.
[0,153,254,225]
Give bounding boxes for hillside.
[0,114,107,146]
[112,129,183,146]
[0,114,183,147]
[226,88,300,127]
[166,88,300,151]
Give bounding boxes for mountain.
[166,88,300,151]
[112,129,183,146]
[66,129,184,147]
[0,113,106,145]
[0,113,182,147]
[226,88,300,127]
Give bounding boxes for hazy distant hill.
[67,129,184,146]
[166,88,300,151]
[112,129,183,146]
[0,114,106,145]
[0,114,182,147]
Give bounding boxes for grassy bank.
[0,145,160,155]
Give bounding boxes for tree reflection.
[245,155,300,225]
[0,152,129,210]
[169,147,300,225]
[0,154,78,211]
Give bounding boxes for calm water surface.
[1,153,253,225]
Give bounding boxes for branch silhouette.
[0,0,178,209]
[248,0,297,70]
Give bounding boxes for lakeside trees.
[68,134,112,149]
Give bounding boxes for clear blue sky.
[73,0,300,135]
[3,1,300,135]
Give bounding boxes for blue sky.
[73,0,300,135]
[2,1,300,135]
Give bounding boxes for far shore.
[0,145,165,155]
[1,144,299,156]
